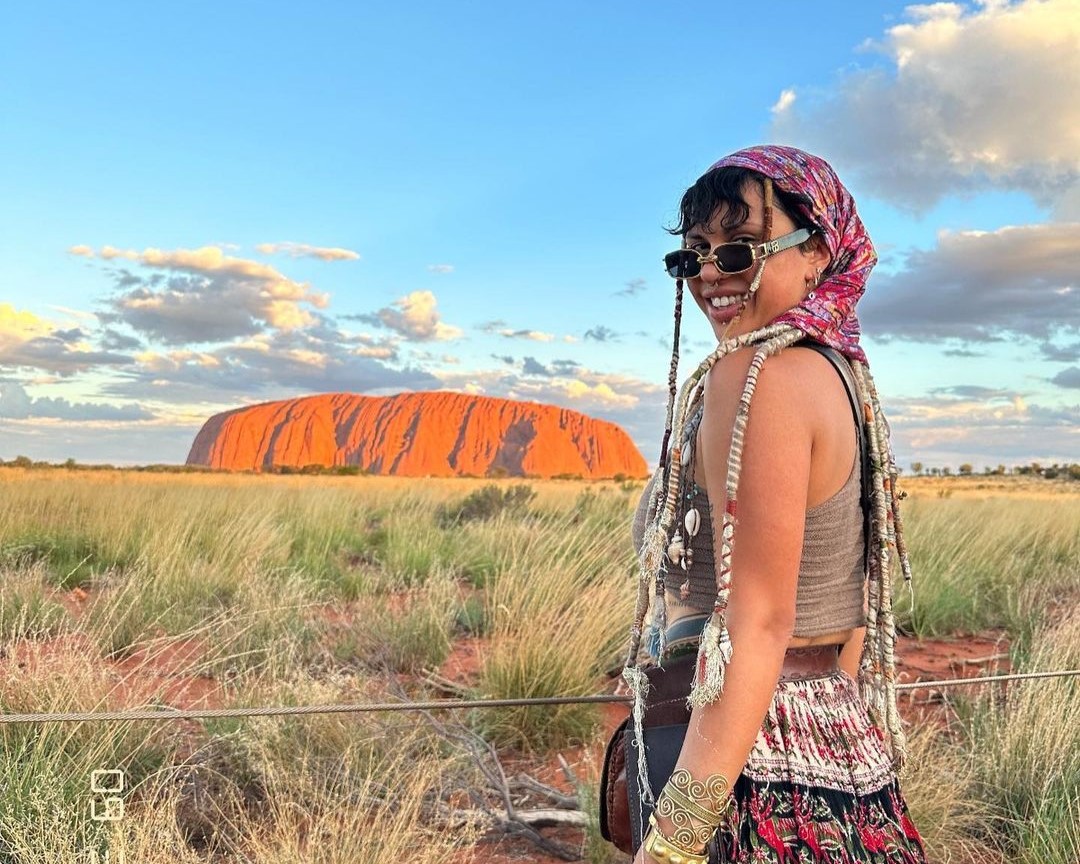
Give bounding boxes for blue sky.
[1,0,1077,470]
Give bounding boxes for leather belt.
[661,642,840,680]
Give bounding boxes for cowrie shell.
[684,508,701,537]
[667,534,684,565]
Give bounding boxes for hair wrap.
[708,145,875,364]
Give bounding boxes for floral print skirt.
[707,670,927,863]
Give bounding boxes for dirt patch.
[0,629,224,738]
[894,630,1011,726]
[111,636,224,711]
[437,635,486,685]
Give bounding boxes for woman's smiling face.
[684,180,828,342]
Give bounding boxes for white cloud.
[427,264,454,273]
[357,290,464,342]
[0,304,53,341]
[96,245,330,342]
[499,329,555,342]
[0,304,131,375]
[860,222,1080,342]
[105,324,437,405]
[352,344,396,359]
[771,89,796,114]
[67,245,94,258]
[562,379,638,408]
[49,305,98,322]
[0,382,153,421]
[255,242,360,261]
[1051,366,1080,388]
[883,391,1078,465]
[772,0,1080,209]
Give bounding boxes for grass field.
[0,467,1077,863]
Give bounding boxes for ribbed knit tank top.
[629,423,865,638]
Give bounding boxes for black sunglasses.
[663,228,813,279]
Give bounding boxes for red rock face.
[185,392,648,479]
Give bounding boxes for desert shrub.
[0,532,135,589]
[196,671,481,863]
[897,725,997,863]
[436,483,536,527]
[0,563,68,640]
[474,499,633,750]
[335,571,458,674]
[0,641,176,862]
[454,593,488,636]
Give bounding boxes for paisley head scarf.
[707,145,874,365]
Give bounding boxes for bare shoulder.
[704,345,820,422]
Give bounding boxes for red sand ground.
[2,587,1012,863]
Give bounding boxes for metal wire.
[0,668,1075,725]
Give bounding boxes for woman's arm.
[642,348,815,857]
[839,627,866,679]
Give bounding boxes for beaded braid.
[653,279,688,642]
[851,360,912,766]
[626,278,687,681]
[621,277,689,803]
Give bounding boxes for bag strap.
[798,340,872,575]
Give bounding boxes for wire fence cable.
[0,668,1076,725]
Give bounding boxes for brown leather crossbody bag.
[598,653,695,854]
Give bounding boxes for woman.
[626,146,927,862]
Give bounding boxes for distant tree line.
[906,461,1080,481]
[5,454,1078,482]
[0,456,650,482]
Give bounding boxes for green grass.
[0,564,69,640]
[0,468,1076,860]
[964,608,1080,862]
[893,497,1080,638]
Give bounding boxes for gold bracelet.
[653,768,733,851]
[643,813,709,864]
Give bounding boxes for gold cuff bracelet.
[643,813,709,864]
[653,768,733,851]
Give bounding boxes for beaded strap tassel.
[690,326,805,707]
[623,323,790,804]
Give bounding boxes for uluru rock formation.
[185,392,648,479]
